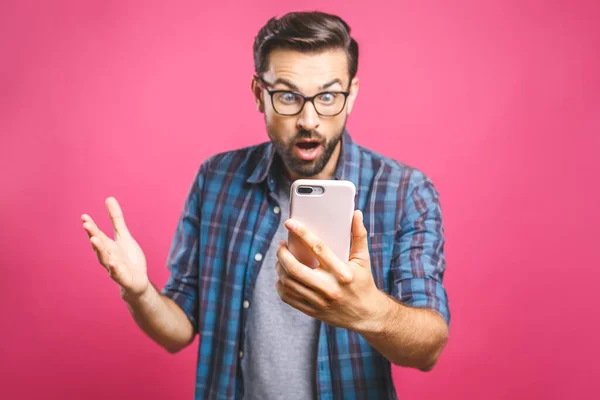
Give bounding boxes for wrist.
[120,281,152,304]
[356,290,397,336]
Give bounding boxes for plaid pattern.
[162,130,450,399]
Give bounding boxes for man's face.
[253,48,359,179]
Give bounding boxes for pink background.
[1,0,599,399]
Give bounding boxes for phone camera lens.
[297,186,313,194]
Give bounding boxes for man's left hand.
[275,210,388,333]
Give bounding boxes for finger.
[277,244,342,300]
[276,243,324,291]
[82,218,110,242]
[84,214,129,284]
[283,219,352,283]
[349,210,370,267]
[82,222,94,239]
[275,262,328,308]
[89,236,111,271]
[105,253,128,283]
[105,197,130,238]
[89,236,128,282]
[275,280,319,317]
[85,222,114,266]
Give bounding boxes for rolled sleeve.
[161,166,205,333]
[391,171,451,325]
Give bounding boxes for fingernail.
[284,219,298,231]
[279,240,286,246]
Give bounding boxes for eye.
[277,92,300,104]
[317,93,336,104]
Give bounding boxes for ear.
[345,76,360,115]
[251,76,265,113]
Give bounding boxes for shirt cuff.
[395,277,451,325]
[161,284,199,333]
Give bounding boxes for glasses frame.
[255,76,350,117]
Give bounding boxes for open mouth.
[294,140,322,161]
[296,141,320,150]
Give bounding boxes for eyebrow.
[272,78,344,91]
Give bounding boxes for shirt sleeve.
[390,171,451,325]
[161,165,205,333]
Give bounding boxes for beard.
[267,124,345,178]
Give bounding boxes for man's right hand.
[81,197,149,297]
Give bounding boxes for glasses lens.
[313,92,346,116]
[273,92,304,115]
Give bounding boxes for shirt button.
[239,351,244,359]
[243,300,250,309]
[254,253,263,262]
[273,206,280,214]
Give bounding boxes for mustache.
[293,129,324,142]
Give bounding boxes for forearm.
[359,292,448,371]
[121,283,195,353]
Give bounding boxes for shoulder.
[356,144,436,194]
[180,141,272,198]
[199,142,270,175]
[185,140,273,192]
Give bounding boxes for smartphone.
[287,179,356,269]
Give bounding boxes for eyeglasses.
[255,76,350,117]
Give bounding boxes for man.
[81,11,450,400]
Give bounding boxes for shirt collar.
[246,129,360,188]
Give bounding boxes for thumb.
[105,197,130,238]
[349,210,370,265]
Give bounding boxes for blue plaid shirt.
[162,130,450,399]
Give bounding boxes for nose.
[297,101,320,131]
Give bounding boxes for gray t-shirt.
[240,175,320,400]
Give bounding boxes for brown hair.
[253,11,359,81]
